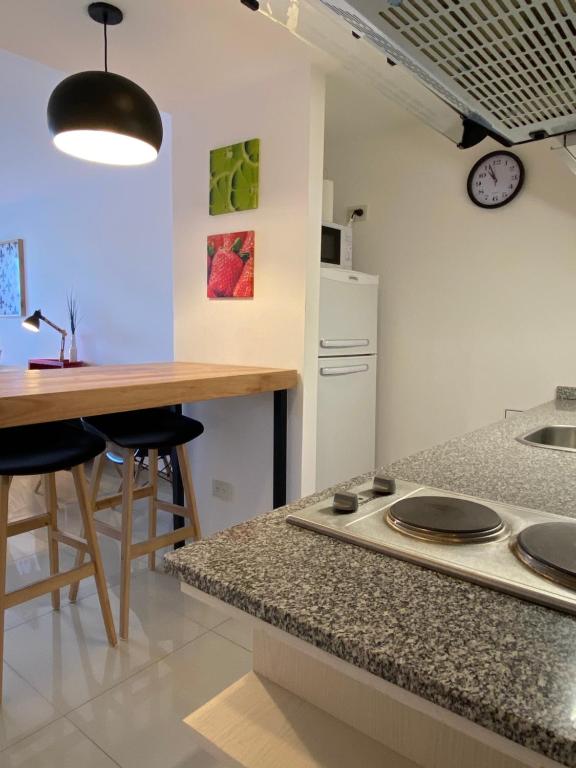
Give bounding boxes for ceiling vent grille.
[259,0,466,143]
[318,0,576,142]
[377,0,576,131]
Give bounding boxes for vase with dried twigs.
[67,292,79,363]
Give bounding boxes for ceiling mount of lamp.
[88,1,124,26]
[47,2,163,166]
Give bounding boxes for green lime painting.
[209,139,260,215]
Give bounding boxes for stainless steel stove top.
[286,479,576,616]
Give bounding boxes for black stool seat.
[83,408,204,451]
[0,420,106,476]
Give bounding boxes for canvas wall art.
[207,231,254,299]
[0,239,25,317]
[209,139,259,215]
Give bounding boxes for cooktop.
[286,477,576,616]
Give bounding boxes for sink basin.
[516,425,576,452]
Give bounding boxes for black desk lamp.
[22,310,68,362]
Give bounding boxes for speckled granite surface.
[386,398,576,519]
[166,398,576,766]
[557,386,576,400]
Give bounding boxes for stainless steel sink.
[516,425,576,453]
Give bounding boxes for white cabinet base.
[185,671,415,767]
[181,583,561,768]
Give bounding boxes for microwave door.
[321,225,341,265]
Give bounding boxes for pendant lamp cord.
[103,18,108,72]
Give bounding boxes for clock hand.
[488,164,498,183]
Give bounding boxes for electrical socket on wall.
[212,478,234,502]
[347,205,368,222]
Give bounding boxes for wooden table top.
[0,362,298,429]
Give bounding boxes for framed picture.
[209,139,260,215]
[207,231,254,299]
[0,239,25,317]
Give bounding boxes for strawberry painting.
[207,230,254,299]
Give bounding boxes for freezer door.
[316,355,377,491]
[319,268,379,357]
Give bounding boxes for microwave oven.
[321,222,353,269]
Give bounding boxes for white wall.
[324,78,576,465]
[0,11,326,535]
[172,65,324,535]
[0,50,174,366]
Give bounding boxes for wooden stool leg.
[71,465,117,647]
[0,476,11,705]
[69,452,106,603]
[147,450,158,571]
[90,451,107,505]
[176,445,202,540]
[44,474,60,610]
[134,455,146,486]
[120,450,135,640]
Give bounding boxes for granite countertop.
[165,392,576,767]
[387,394,576,519]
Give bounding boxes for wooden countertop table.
[0,361,298,511]
[0,362,297,429]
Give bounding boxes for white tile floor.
[1,468,252,767]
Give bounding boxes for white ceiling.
[0,0,316,111]
[0,0,415,186]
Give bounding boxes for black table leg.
[172,391,289,548]
[171,404,186,548]
[273,389,288,509]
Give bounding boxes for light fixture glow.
[47,4,162,167]
[53,129,158,166]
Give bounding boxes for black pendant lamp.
[47,2,163,166]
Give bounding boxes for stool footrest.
[52,530,89,553]
[94,519,122,541]
[157,500,190,516]
[5,563,95,609]
[8,514,50,538]
[131,526,198,559]
[95,485,153,510]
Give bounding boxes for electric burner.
[286,481,576,617]
[514,522,576,590]
[386,496,505,543]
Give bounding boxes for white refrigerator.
[316,267,379,491]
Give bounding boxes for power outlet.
[347,205,368,222]
[212,478,234,502]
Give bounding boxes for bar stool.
[70,408,204,639]
[0,420,117,702]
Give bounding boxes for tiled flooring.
[1,468,252,767]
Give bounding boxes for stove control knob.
[333,491,359,514]
[373,474,396,495]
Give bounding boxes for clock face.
[467,151,524,209]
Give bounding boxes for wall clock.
[467,151,525,209]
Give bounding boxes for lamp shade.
[47,71,163,166]
[22,310,42,332]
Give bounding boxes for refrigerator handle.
[320,338,369,348]
[320,364,370,376]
